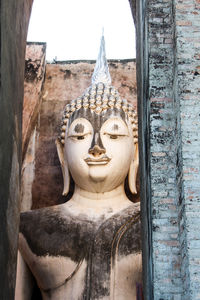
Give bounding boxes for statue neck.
[70,184,132,212]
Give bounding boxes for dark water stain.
[112,124,119,131]
[20,203,141,299]
[74,123,84,133]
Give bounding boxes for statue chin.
[71,163,127,193]
[89,166,108,183]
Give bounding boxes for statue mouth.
[84,155,111,165]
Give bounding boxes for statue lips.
[84,155,111,166]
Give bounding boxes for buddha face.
[63,109,135,193]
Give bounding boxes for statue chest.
[19,204,141,299]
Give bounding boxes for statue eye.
[77,136,85,140]
[68,132,91,140]
[109,135,118,139]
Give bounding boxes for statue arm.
[15,251,34,300]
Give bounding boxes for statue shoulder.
[114,201,141,256]
[19,204,93,259]
[122,201,140,219]
[130,201,140,213]
[19,205,70,257]
[20,205,62,236]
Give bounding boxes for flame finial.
[91,34,111,85]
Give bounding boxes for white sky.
[27,0,136,61]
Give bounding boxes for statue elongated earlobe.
[128,143,139,194]
[56,139,70,196]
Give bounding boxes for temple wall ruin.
[135,0,200,298]
[176,1,200,299]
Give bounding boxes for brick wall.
[175,0,200,299]
[141,0,200,299]
[148,0,182,299]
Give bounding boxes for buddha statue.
[15,36,142,300]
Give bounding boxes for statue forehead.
[60,99,138,144]
[68,107,127,131]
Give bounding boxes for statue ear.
[56,139,70,196]
[128,143,139,194]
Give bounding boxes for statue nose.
[89,132,106,157]
[89,144,106,157]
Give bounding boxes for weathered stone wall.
[23,42,46,158]
[21,43,46,212]
[175,1,200,299]
[148,1,182,299]
[132,0,200,298]
[22,49,137,210]
[0,0,33,298]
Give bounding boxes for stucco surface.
[0,0,33,298]
[23,42,46,158]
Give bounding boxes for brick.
[176,20,192,26]
[152,152,167,157]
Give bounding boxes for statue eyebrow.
[74,124,85,133]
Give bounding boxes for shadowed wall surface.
[0,0,33,298]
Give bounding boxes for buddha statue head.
[56,35,138,196]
